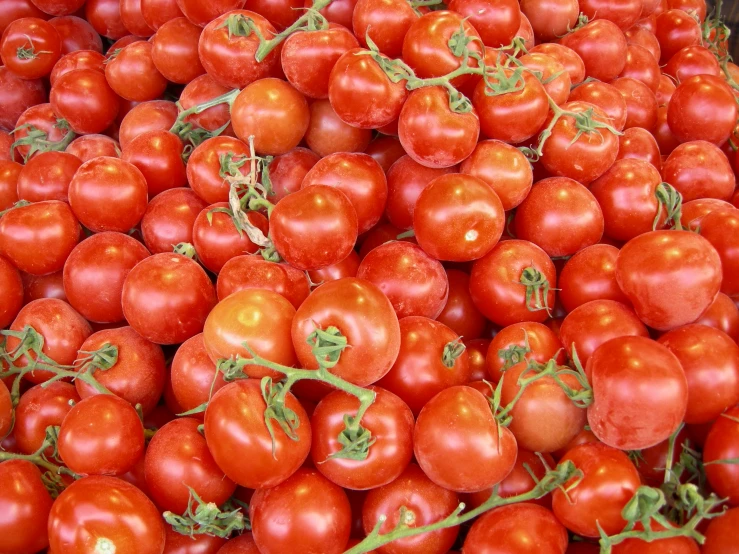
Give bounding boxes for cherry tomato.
[558,244,630,312]
[487,321,564,383]
[122,130,188,197]
[217,255,309,308]
[186,136,251,204]
[14,381,79,454]
[151,17,204,83]
[620,43,661,93]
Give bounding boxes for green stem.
[254,0,333,61]
[170,89,240,137]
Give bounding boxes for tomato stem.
[10,120,76,163]
[441,338,466,369]
[165,488,249,538]
[253,0,333,62]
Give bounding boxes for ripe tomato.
[105,40,167,101]
[704,406,739,505]
[13,381,79,454]
[616,230,722,330]
[308,250,360,285]
[470,240,556,327]
[311,385,414,490]
[244,0,302,29]
[568,81,627,131]
[520,52,572,105]
[170,333,227,417]
[0,460,53,554]
[162,528,227,554]
[58,394,145,475]
[655,9,701,63]
[0,256,22,329]
[179,75,233,133]
[436,269,486,339]
[118,99,178,150]
[50,68,119,134]
[48,475,166,554]
[667,75,738,145]
[588,335,688,450]
[464,504,568,554]
[0,160,21,210]
[50,15,105,54]
[203,288,297,379]
[0,17,61,79]
[620,44,661,93]
[186,136,251,204]
[204,379,311,489]
[0,200,80,275]
[357,241,449,319]
[305,99,372,156]
[85,0,129,38]
[700,208,739,298]
[486,321,563,383]
[267,147,319,202]
[662,141,735,202]
[151,17,204,83]
[217,255,309,308]
[292,277,401,386]
[362,463,460,554]
[122,129,188,197]
[580,0,643,30]
[552,442,641,537]
[12,102,72,161]
[21,270,67,303]
[65,135,118,163]
[141,188,207,253]
[414,385,517,492]
[530,43,586,85]
[558,244,630,312]
[352,0,417,57]
[703,507,739,554]
[612,77,658,130]
[696,292,739,342]
[559,20,628,82]
[17,151,80,202]
[122,253,217,344]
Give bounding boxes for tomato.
[308,250,360,285]
[624,26,661,61]
[204,379,311,489]
[186,136,251,204]
[580,0,643,29]
[267,147,319,202]
[0,380,11,437]
[0,17,61,79]
[141,188,207,253]
[366,135,405,172]
[119,0,154,36]
[305,99,373,156]
[398,87,480,169]
[703,507,739,554]
[232,78,310,156]
[198,10,278,89]
[540,101,620,184]
[655,9,701,63]
[217,534,260,554]
[63,232,150,323]
[52,15,105,55]
[470,240,556,327]
[250,467,351,554]
[12,103,73,161]
[656,73,676,105]
[16,151,78,204]
[292,277,401,386]
[667,74,738,145]
[49,475,166,554]
[558,245,630,312]
[203,289,297,379]
[612,77,658,130]
[436,269,486,340]
[616,230,722,330]
[58,394,144,475]
[362,463,460,554]
[122,252,218,344]
[163,528,227,554]
[376,316,470,414]
[0,256,22,329]
[552,442,641,537]
[487,321,563,383]
[0,200,80,276]
[662,141,735,202]
[122,130,187,197]
[682,198,735,230]
[66,134,119,162]
[664,45,720,84]
[85,0,128,38]
[520,52,572,106]
[704,406,739,505]
[559,20,628,82]
[0,161,20,210]
[352,0,416,57]
[464,504,568,554]
[0,0,47,35]
[616,127,662,171]
[520,0,579,42]
[385,156,452,230]
[530,43,586,85]
[21,270,67,303]
[611,524,700,554]
[0,460,53,554]
[175,0,245,26]
[654,104,681,155]
[13,381,78,454]
[357,241,449,319]
[568,81,627,131]
[588,335,688,450]
[301,152,387,234]
[311,386,414,490]
[217,255,309,308]
[0,66,46,132]
[119,99,178,150]
[270,185,359,270]
[414,173,504,262]
[105,40,167,102]
[696,292,739,342]
[170,333,227,417]
[449,0,519,47]
[150,17,203,83]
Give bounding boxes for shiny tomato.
[51,68,119,134]
[568,81,627,131]
[0,17,61,79]
[620,43,661,92]
[305,99,373,156]
[486,321,564,383]
[703,507,739,554]
[151,17,204,83]
[186,136,251,204]
[667,75,738,145]
[352,0,417,56]
[169,333,227,417]
[0,256,22,329]
[701,208,739,297]
[141,188,207,253]
[559,20,628,82]
[118,99,178,150]
[436,269,486,340]
[13,381,79,454]
[655,8,701,63]
[179,75,232,133]
[122,129,188,197]
[520,0,579,42]
[0,160,21,209]
[267,147,319,202]
[0,460,53,554]
[16,151,80,202]
[696,292,739,342]
[66,134,119,162]
[530,42,586,85]
[662,140,735,202]
[216,255,309,308]
[704,406,739,505]
[105,40,167,102]
[558,244,630,312]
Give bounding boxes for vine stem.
[254,0,334,61]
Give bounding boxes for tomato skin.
[398,86,480,169]
[616,230,722,331]
[436,269,486,340]
[414,386,517,493]
[232,78,310,156]
[205,379,311,489]
[377,316,470,415]
[352,0,417,57]
[69,157,148,233]
[170,333,227,417]
[568,81,627,132]
[559,20,628,82]
[530,43,586,85]
[703,507,739,554]
[122,253,218,345]
[0,161,20,210]
[308,250,360,285]
[163,528,227,554]
[558,245,629,312]
[0,66,47,132]
[552,442,641,537]
[667,75,738,145]
[305,99,373,157]
[267,147,319,203]
[655,9,701,63]
[612,77,658,131]
[21,270,67,304]
[463,504,568,554]
[141,188,207,254]
[186,136,251,204]
[696,292,739,343]
[58,394,145,475]
[217,255,309,308]
[292,277,401,386]
[0,460,53,554]
[301,152,388,235]
[520,0,579,42]
[385,156,453,230]
[122,129,188,197]
[65,134,119,162]
[0,256,22,329]
[449,0,519,47]
[14,381,79,455]
[0,200,80,276]
[616,127,661,172]
[704,406,739,505]
[63,231,150,323]
[470,240,556,327]
[0,17,61,79]
[487,322,563,383]
[119,99,178,150]
[50,68,119,134]
[662,141,735,202]
[311,386,414,490]
[105,40,167,102]
[362,463,460,554]
[357,241,449,319]
[145,417,236,514]
[588,335,688,450]
[16,151,79,203]
[49,475,166,554]
[177,0,246,27]
[13,102,72,161]
[85,0,129,38]
[520,52,572,106]
[151,17,204,83]
[250,467,351,554]
[203,289,297,379]
[217,534,260,554]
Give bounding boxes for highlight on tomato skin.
[0,0,738,552]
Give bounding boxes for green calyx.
[165,488,249,538]
[519,266,554,315]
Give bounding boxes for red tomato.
[487,321,564,383]
[552,442,641,537]
[615,230,722,330]
[558,244,630,312]
[696,292,739,343]
[122,130,188,197]
[118,99,178,150]
[21,270,67,304]
[105,40,167,102]
[655,9,701,63]
[664,45,720,83]
[48,16,102,55]
[141,188,207,253]
[267,147,319,202]
[520,0,579,42]
[16,151,79,203]
[568,80,627,131]
[0,160,21,210]
[365,135,406,173]
[436,269,486,340]
[667,75,738,145]
[588,335,688,450]
[414,385,517,492]
[616,127,662,171]
[217,255,309,308]
[625,26,661,61]
[305,99,373,156]
[307,250,360,285]
[612,77,658,130]
[163,528,227,554]
[151,17,204,83]
[170,333,227,417]
[559,20,628,82]
[0,460,53,554]
[48,475,166,554]
[12,102,72,161]
[352,0,417,57]
[0,256,22,328]
[530,43,586,85]
[662,140,735,202]
[703,507,739,554]
[0,17,61,79]
[204,379,311,489]
[179,74,232,132]
[85,0,129,38]
[186,136,251,204]
[520,52,572,105]
[704,406,739,505]
[580,0,643,29]
[122,252,217,344]
[14,381,79,454]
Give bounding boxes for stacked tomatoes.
[2,0,739,553]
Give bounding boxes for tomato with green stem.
[13,381,79,454]
[51,68,119,134]
[0,17,61,79]
[186,136,251,205]
[530,43,586,85]
[267,147,319,202]
[17,151,80,203]
[204,379,311,489]
[567,81,627,132]
[141,188,207,254]
[559,20,628,82]
[352,0,416,57]
[217,255,309,308]
[487,321,564,384]
[12,103,74,161]
[179,75,233,133]
[662,141,735,202]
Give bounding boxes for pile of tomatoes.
[2,0,739,552]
